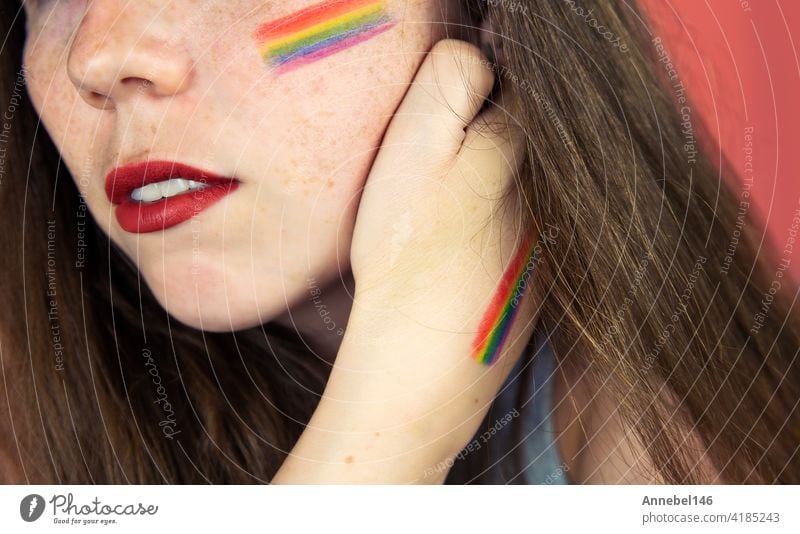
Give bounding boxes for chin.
[141,259,288,333]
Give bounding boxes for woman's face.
[22,0,463,331]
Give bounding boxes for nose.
[67,3,194,110]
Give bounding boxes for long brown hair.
[1,1,798,484]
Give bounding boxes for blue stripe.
[272,16,391,65]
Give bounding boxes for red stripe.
[471,235,535,353]
[255,0,379,42]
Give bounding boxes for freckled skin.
[22,1,464,331]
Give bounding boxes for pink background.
[641,0,800,283]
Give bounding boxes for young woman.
[1,0,797,484]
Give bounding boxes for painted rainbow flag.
[471,234,540,365]
[254,0,396,74]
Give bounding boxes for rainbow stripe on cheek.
[471,235,540,366]
[254,0,396,74]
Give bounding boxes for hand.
[273,39,542,484]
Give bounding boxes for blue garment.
[444,329,570,484]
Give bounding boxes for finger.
[462,84,525,157]
[377,39,496,171]
[454,89,528,198]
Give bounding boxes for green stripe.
[477,240,538,364]
[265,10,385,59]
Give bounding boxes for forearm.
[272,285,539,484]
[270,397,455,484]
[272,305,472,484]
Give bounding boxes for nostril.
[82,90,115,110]
[121,76,148,85]
[121,77,154,94]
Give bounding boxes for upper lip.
[104,160,239,205]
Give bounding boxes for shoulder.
[553,361,723,484]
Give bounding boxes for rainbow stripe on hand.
[254,0,396,74]
[471,235,540,365]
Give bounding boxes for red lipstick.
[104,160,240,233]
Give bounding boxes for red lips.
[104,160,240,233]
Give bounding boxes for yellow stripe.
[259,2,385,56]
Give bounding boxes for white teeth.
[130,178,207,202]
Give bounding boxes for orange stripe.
[471,234,535,356]
[255,0,379,42]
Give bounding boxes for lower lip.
[114,181,240,233]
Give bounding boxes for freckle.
[344,455,354,464]
[150,125,156,134]
[373,432,380,437]
[474,398,479,404]
[326,180,334,188]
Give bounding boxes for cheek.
[23,13,82,152]
[23,35,109,216]
[300,78,406,185]
[267,78,410,222]
[23,2,85,111]
[219,50,421,204]
[23,37,59,122]
[200,0,447,210]
[287,46,432,188]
